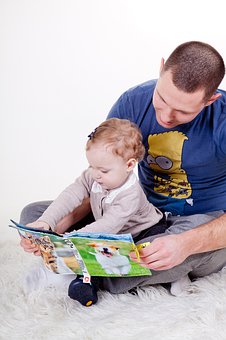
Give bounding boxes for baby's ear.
[126,158,137,172]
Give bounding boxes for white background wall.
[1,0,226,241]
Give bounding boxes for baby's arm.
[20,169,93,255]
[38,169,93,230]
[79,191,140,234]
[55,198,91,234]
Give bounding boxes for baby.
[36,118,163,236]
[22,118,164,306]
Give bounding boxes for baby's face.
[86,143,130,190]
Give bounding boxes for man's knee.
[19,200,52,224]
[190,248,226,278]
[167,211,225,234]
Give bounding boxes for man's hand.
[130,234,190,271]
[20,221,50,256]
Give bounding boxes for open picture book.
[9,220,151,283]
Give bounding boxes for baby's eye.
[101,170,109,174]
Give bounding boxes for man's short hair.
[163,41,225,102]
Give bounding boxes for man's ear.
[126,158,137,172]
[159,57,165,75]
[205,93,222,106]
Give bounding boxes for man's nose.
[162,108,175,121]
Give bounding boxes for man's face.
[153,70,206,129]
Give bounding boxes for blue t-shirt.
[107,79,226,215]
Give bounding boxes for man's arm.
[182,213,226,254]
[130,214,226,270]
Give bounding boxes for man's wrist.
[180,227,206,256]
[178,230,197,258]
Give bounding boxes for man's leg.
[133,215,168,243]
[101,248,226,294]
[101,211,226,294]
[165,210,224,235]
[20,201,53,225]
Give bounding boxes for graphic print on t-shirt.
[147,131,192,199]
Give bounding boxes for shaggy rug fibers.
[1,240,226,340]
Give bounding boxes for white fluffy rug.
[1,240,226,340]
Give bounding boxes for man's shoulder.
[217,88,226,103]
[125,79,157,97]
[211,88,226,115]
[217,88,226,96]
[107,79,157,121]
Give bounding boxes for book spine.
[64,239,91,283]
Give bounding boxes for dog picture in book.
[88,242,131,275]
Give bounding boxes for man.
[20,41,226,296]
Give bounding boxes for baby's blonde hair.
[86,118,145,162]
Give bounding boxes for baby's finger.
[33,249,41,256]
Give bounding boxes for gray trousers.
[20,201,226,294]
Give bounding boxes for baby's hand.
[19,220,50,256]
[20,237,41,256]
[26,220,50,231]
